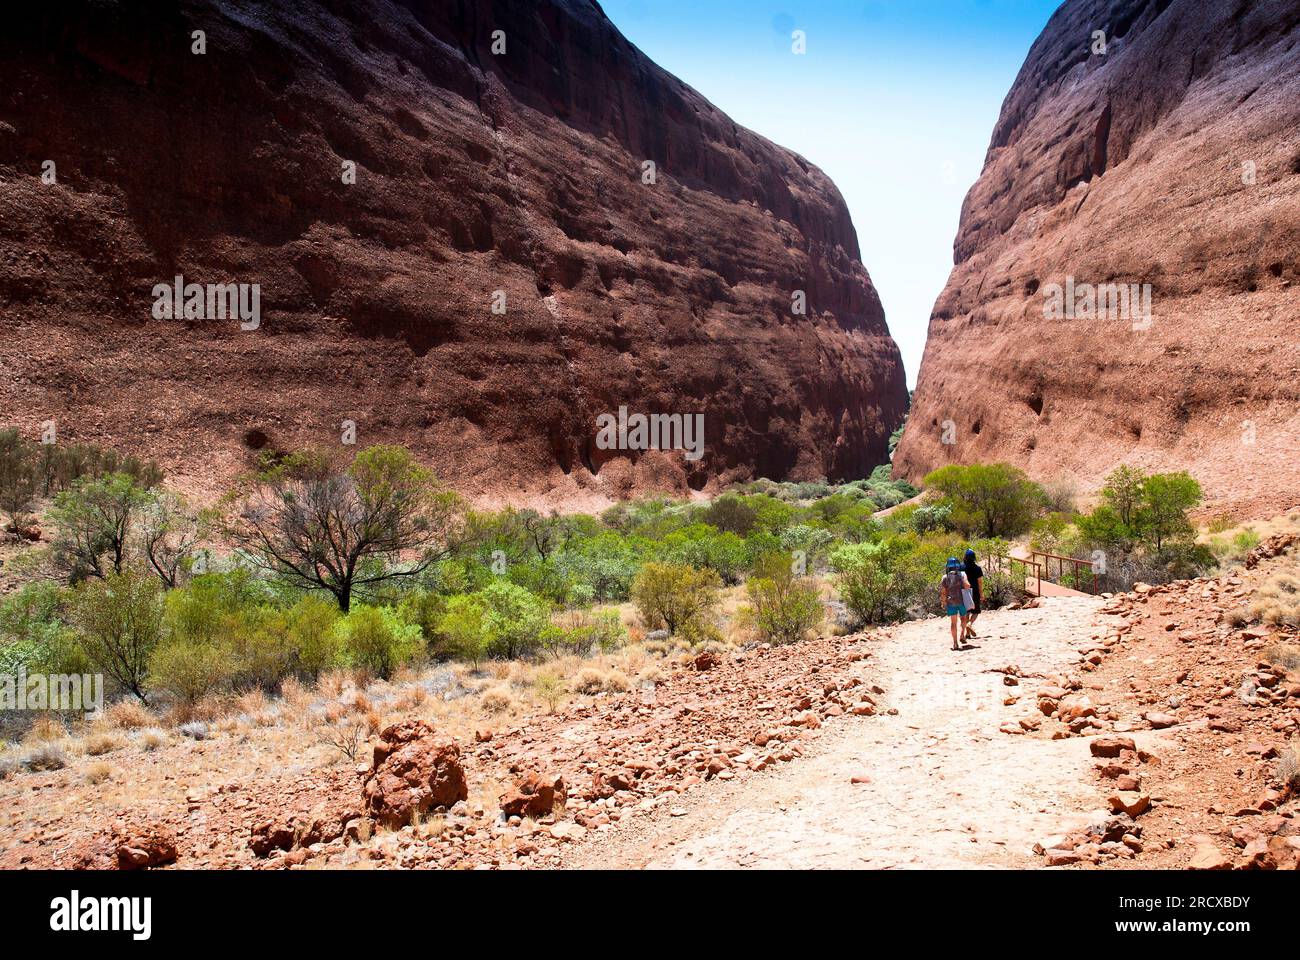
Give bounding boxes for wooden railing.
[1028,550,1100,594]
[985,552,1042,596]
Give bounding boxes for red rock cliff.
[0,0,907,507]
[895,0,1300,517]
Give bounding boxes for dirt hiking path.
[563,598,1125,869]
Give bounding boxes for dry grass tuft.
[479,685,515,714]
[138,728,167,752]
[22,742,67,772]
[82,731,126,756]
[24,715,66,746]
[84,761,114,785]
[1262,643,1300,673]
[1279,741,1300,790]
[103,700,153,730]
[1247,569,1300,628]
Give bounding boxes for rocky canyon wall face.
[895,0,1300,517]
[0,0,907,507]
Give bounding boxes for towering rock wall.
[0,0,907,506]
[895,0,1300,517]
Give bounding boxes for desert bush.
[1262,643,1300,672]
[84,761,113,785]
[544,608,627,659]
[572,667,610,695]
[138,727,167,751]
[698,494,759,535]
[337,604,423,679]
[745,553,823,645]
[476,581,551,660]
[554,532,646,602]
[102,699,152,730]
[659,525,749,584]
[149,641,233,705]
[830,539,922,624]
[283,595,342,677]
[0,581,84,676]
[71,570,163,702]
[631,562,721,639]
[178,721,209,740]
[1278,741,1300,790]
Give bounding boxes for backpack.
[942,570,966,596]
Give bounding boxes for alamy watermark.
[595,406,705,462]
[1,668,103,715]
[151,274,261,330]
[1042,276,1152,330]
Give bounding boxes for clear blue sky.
[600,0,1062,386]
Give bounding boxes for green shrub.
[830,539,919,625]
[0,581,84,675]
[338,604,423,679]
[284,596,343,677]
[478,581,551,660]
[554,532,646,602]
[71,570,164,701]
[698,494,759,535]
[630,562,721,638]
[149,641,234,704]
[437,594,490,667]
[745,553,823,644]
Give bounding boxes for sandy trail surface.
[563,597,1122,869]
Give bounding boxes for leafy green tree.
[1137,471,1202,551]
[49,473,150,582]
[923,463,1047,538]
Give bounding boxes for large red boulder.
[362,720,468,828]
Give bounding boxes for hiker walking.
[940,557,970,651]
[962,548,984,639]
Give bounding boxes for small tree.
[137,491,209,589]
[745,553,823,644]
[1137,471,1201,552]
[49,473,149,582]
[923,463,1047,538]
[0,430,36,532]
[71,570,163,702]
[630,562,721,637]
[230,446,465,612]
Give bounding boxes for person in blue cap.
[939,557,971,650]
[962,548,984,639]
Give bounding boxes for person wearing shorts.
[939,557,970,651]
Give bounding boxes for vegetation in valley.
[0,438,1227,765]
